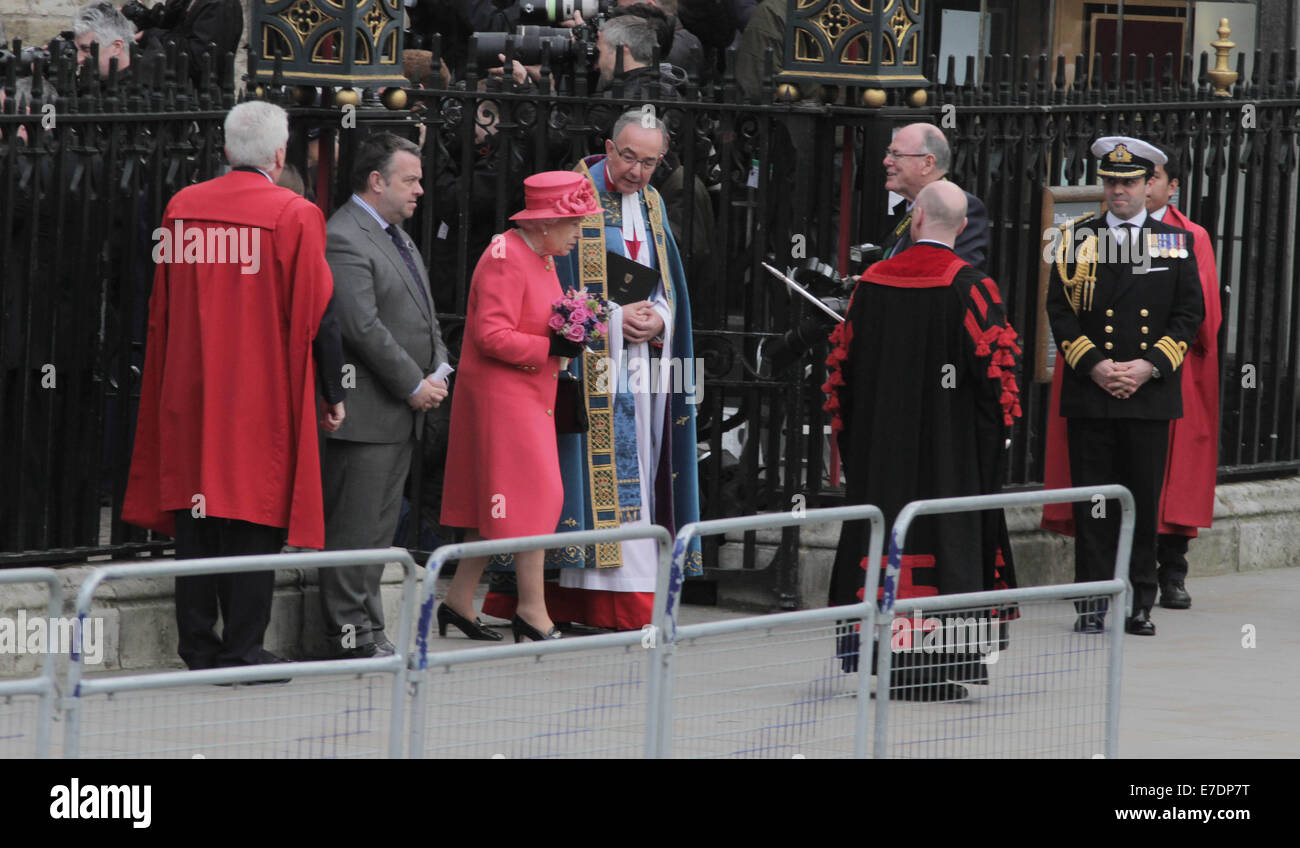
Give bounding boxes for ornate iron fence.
[4,41,1298,602]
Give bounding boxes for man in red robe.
[1042,142,1219,611]
[825,181,1022,701]
[122,101,339,670]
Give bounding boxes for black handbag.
[555,372,588,434]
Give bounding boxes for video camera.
[758,245,883,376]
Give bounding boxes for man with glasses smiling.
[880,122,989,272]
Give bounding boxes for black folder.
[606,250,659,306]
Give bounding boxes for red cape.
[1042,205,1221,535]
[122,171,333,548]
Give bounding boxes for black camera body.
[758,247,882,376]
[120,1,152,29]
[0,41,74,78]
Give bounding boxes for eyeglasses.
[884,148,931,161]
[611,140,664,171]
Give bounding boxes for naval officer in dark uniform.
[1046,136,1204,637]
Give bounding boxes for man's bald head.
[911,181,968,247]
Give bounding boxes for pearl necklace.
[516,229,554,271]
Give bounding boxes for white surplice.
[559,192,673,593]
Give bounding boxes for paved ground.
[3,567,1297,758]
[1115,566,1300,757]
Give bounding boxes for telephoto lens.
[472,27,579,68]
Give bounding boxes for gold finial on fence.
[1208,18,1238,97]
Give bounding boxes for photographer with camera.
[72,2,136,81]
[612,0,701,81]
[119,0,241,85]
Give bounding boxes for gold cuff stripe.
[1064,337,1095,369]
[1155,336,1184,369]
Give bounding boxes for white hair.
[72,3,136,46]
[223,101,289,170]
[611,108,670,149]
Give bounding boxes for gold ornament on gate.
[1208,18,1239,97]
[861,88,887,107]
[381,87,407,110]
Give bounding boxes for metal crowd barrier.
[409,526,673,759]
[62,549,419,759]
[8,487,1134,759]
[872,485,1134,759]
[0,568,62,758]
[652,506,886,759]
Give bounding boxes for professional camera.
[0,41,73,78]
[514,0,605,25]
[472,23,601,71]
[757,247,882,376]
[119,0,152,29]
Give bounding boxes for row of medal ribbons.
[1146,231,1189,258]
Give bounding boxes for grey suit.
[320,198,448,652]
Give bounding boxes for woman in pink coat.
[439,172,599,643]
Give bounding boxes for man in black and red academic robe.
[824,181,1021,702]
[123,101,341,671]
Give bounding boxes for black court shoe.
[437,603,504,641]
[512,614,562,643]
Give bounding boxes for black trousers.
[1067,418,1170,613]
[1157,532,1190,584]
[172,511,283,669]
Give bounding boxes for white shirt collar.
[350,194,391,230]
[1106,208,1148,230]
[1150,205,1168,222]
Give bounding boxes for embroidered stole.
[576,159,675,567]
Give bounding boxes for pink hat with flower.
[509,171,600,220]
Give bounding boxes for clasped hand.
[621,301,664,344]
[1090,358,1154,400]
[408,375,449,411]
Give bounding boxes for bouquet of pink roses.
[549,288,609,366]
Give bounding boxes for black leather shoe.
[216,650,292,685]
[892,681,971,702]
[1125,608,1156,636]
[512,614,562,643]
[332,641,395,660]
[1073,612,1107,633]
[1159,580,1192,610]
[437,603,504,641]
